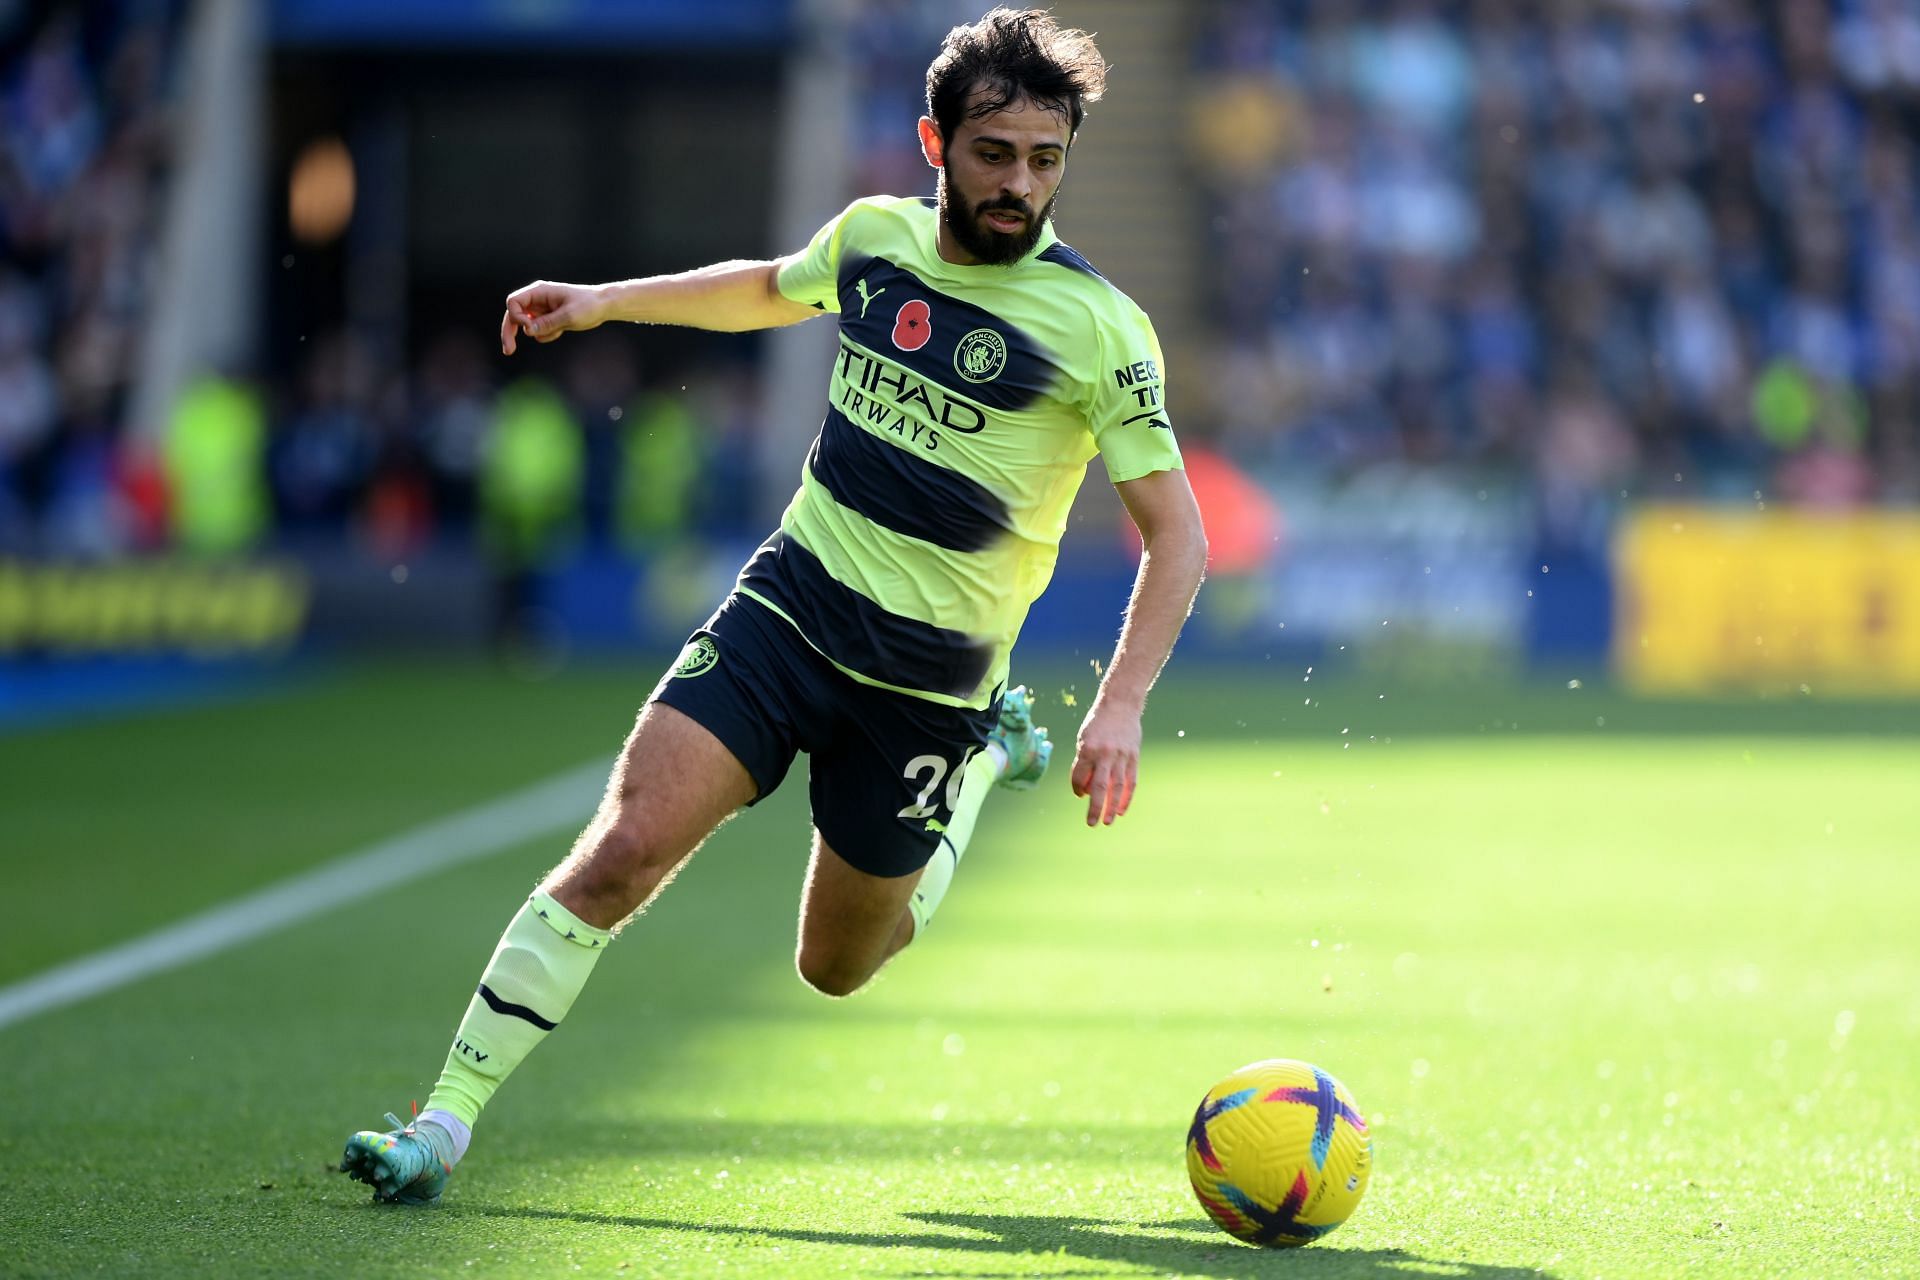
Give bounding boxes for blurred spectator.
[269,333,376,540]
[0,273,58,545]
[164,373,268,556]
[617,386,700,553]
[687,363,765,538]
[360,364,435,562]
[561,333,640,550]
[414,330,492,531]
[480,377,583,638]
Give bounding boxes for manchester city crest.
[954,328,1007,383]
[670,635,719,679]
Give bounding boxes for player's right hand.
[1070,697,1142,827]
[501,280,607,355]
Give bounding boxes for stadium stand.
[0,0,183,556]
[1189,0,1920,522]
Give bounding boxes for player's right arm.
[500,258,819,355]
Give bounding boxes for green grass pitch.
[1,662,1915,1278]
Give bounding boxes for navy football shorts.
[649,592,1002,878]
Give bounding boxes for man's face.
[922,92,1071,265]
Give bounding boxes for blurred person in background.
[614,371,700,554]
[560,332,641,552]
[414,330,495,535]
[269,332,376,545]
[163,370,267,558]
[477,377,583,649]
[686,362,767,539]
[358,363,436,563]
[0,274,57,549]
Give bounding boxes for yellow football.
[1185,1058,1372,1246]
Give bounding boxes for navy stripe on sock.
[807,406,1010,552]
[476,983,558,1031]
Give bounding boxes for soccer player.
[340,6,1206,1204]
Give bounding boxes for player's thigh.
[582,593,818,864]
[606,699,759,845]
[648,595,813,807]
[805,683,997,883]
[552,700,758,886]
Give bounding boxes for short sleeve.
[775,200,860,313]
[1089,305,1183,484]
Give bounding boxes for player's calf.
[794,834,921,996]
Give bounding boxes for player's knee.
[794,949,872,998]
[576,809,683,901]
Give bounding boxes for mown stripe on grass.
[0,761,605,1032]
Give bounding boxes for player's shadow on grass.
[474,1205,1554,1279]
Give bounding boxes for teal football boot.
[991,685,1053,790]
[340,1111,451,1205]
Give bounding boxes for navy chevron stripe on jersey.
[770,195,1183,706]
[1038,242,1106,280]
[836,254,1055,411]
[807,406,1010,552]
[738,531,994,699]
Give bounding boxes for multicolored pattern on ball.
[1185,1058,1372,1247]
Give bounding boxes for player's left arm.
[1071,466,1208,827]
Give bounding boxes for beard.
[938,169,1056,266]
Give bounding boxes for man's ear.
[918,116,944,168]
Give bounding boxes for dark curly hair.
[925,8,1108,144]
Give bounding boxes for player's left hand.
[1070,699,1141,827]
[499,280,607,355]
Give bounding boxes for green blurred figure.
[479,377,583,647]
[163,375,268,556]
[1753,357,1873,508]
[615,390,700,554]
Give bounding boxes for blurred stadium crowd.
[0,1,178,557]
[0,0,770,570]
[3,0,1919,567]
[1192,0,1920,534]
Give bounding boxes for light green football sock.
[909,745,1004,937]
[423,891,611,1133]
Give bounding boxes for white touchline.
[0,760,607,1032]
